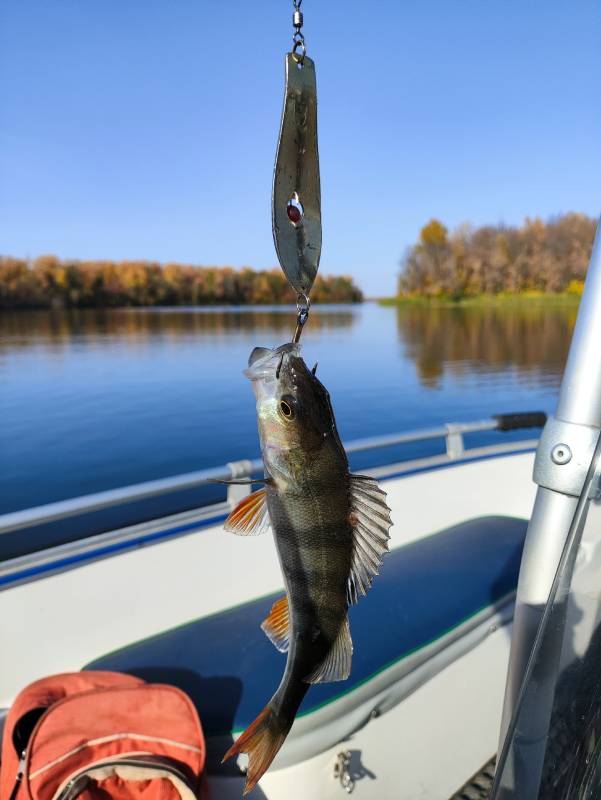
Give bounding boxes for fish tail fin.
[222,704,288,795]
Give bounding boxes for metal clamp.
[333,751,355,794]
[445,423,465,459]
[533,416,600,497]
[225,460,254,505]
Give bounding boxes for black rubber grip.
[494,411,547,431]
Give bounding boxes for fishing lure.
[272,0,321,341]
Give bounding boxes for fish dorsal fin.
[224,488,271,536]
[306,617,353,684]
[261,595,290,653]
[347,475,392,605]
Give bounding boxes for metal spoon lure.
[273,1,321,341]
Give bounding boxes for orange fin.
[224,488,271,536]
[222,706,287,795]
[261,595,290,653]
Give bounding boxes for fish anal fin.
[306,617,353,684]
[224,488,271,536]
[222,705,288,795]
[347,475,392,605]
[261,595,290,653]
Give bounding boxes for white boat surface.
[0,416,542,799]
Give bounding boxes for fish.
[221,343,392,794]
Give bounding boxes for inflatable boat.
[3,224,601,798]
[0,415,541,798]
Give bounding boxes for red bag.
[0,672,205,800]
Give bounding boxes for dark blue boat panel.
[87,516,527,737]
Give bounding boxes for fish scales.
[221,343,392,795]
[268,482,352,637]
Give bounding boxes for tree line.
[399,213,596,298]
[0,257,363,309]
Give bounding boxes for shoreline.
[378,292,582,308]
[0,300,364,312]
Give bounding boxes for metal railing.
[0,411,546,536]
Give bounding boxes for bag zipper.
[8,750,27,800]
[56,756,197,800]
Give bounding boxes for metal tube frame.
[498,221,601,758]
[0,417,523,536]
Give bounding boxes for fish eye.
[279,396,295,420]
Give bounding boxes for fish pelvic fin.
[347,474,393,605]
[306,616,353,684]
[261,595,290,653]
[224,488,271,536]
[222,705,288,795]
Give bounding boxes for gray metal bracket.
[445,423,466,459]
[226,460,254,506]
[533,416,600,497]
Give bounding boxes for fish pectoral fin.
[224,488,271,536]
[306,617,353,684]
[261,595,290,653]
[347,474,393,605]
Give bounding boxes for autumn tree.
[0,258,363,309]
[399,214,595,298]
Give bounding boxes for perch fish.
[222,343,392,794]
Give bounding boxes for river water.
[0,302,577,516]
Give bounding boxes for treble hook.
[292,292,310,343]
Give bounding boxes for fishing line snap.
[296,292,311,319]
[293,293,311,343]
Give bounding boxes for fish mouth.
[245,343,300,380]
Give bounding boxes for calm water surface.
[0,303,577,515]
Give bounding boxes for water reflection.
[1,303,570,513]
[1,306,577,392]
[0,306,356,353]
[396,304,577,388]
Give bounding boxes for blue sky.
[1,1,600,296]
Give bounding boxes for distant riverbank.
[379,290,582,308]
[398,214,594,300]
[0,256,363,309]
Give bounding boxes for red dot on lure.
[286,197,303,225]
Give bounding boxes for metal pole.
[499,221,601,745]
[556,226,601,426]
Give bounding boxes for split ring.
[291,39,306,63]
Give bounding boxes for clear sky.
[1,1,600,296]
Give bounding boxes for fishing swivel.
[292,0,306,63]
